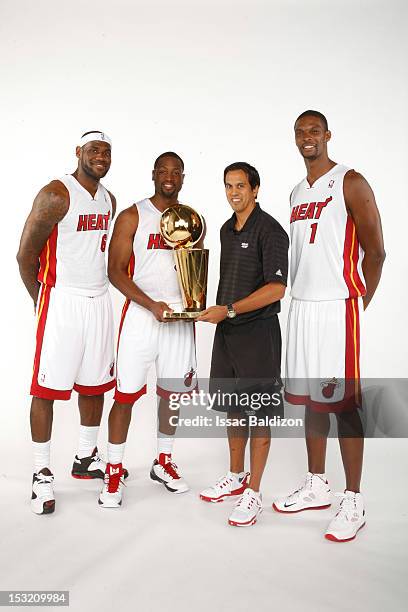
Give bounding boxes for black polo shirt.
[216,202,289,325]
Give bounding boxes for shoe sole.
[272,502,331,514]
[199,479,249,503]
[325,522,366,542]
[31,500,55,515]
[200,489,247,503]
[98,498,122,508]
[228,509,263,527]
[150,469,189,494]
[71,469,129,480]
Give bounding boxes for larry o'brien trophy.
[160,204,208,319]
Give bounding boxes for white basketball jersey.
[38,175,112,297]
[290,164,366,301]
[129,199,182,303]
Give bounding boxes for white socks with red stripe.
[107,442,126,466]
[77,426,100,459]
[157,436,175,459]
[32,440,51,474]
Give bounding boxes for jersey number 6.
[101,234,107,252]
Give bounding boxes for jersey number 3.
[309,222,318,244]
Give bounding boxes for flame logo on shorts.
[320,377,340,398]
[110,362,115,377]
[184,367,196,387]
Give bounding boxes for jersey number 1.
[309,223,318,244]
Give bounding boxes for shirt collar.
[227,202,261,232]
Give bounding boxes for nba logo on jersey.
[328,179,335,188]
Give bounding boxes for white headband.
[78,132,112,148]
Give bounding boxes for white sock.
[77,425,99,459]
[157,436,175,457]
[107,442,126,465]
[311,472,327,483]
[32,440,51,473]
[230,471,245,477]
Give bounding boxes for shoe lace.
[334,492,358,520]
[106,470,125,494]
[235,490,257,511]
[89,449,105,465]
[213,474,234,492]
[162,460,180,480]
[286,473,314,503]
[36,473,54,498]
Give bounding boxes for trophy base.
[163,311,201,320]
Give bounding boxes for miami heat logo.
[320,377,340,398]
[110,362,115,377]
[184,367,196,387]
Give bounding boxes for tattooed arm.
[16,180,69,308]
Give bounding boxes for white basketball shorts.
[285,297,363,412]
[31,285,115,400]
[114,301,197,404]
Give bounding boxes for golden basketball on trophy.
[160,204,209,320]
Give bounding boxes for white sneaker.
[150,454,189,494]
[325,491,366,542]
[200,471,250,503]
[273,472,331,513]
[71,447,129,480]
[98,463,125,508]
[31,468,55,515]
[228,488,263,527]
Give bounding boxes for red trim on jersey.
[285,390,359,413]
[350,227,366,296]
[30,285,72,400]
[284,391,310,406]
[344,297,362,407]
[31,284,50,393]
[118,299,131,343]
[116,297,132,364]
[309,396,359,413]
[38,225,58,287]
[286,298,361,412]
[342,216,366,298]
[74,380,116,396]
[156,383,198,401]
[128,251,135,278]
[31,385,72,400]
[115,250,135,350]
[114,385,147,404]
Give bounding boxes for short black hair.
[223,162,260,190]
[81,130,104,138]
[154,151,184,171]
[295,110,328,131]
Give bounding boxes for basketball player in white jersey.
[17,131,124,514]
[98,152,197,508]
[273,111,385,541]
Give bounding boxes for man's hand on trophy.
[197,305,228,324]
[149,301,174,322]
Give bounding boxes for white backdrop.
[1,1,407,610]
